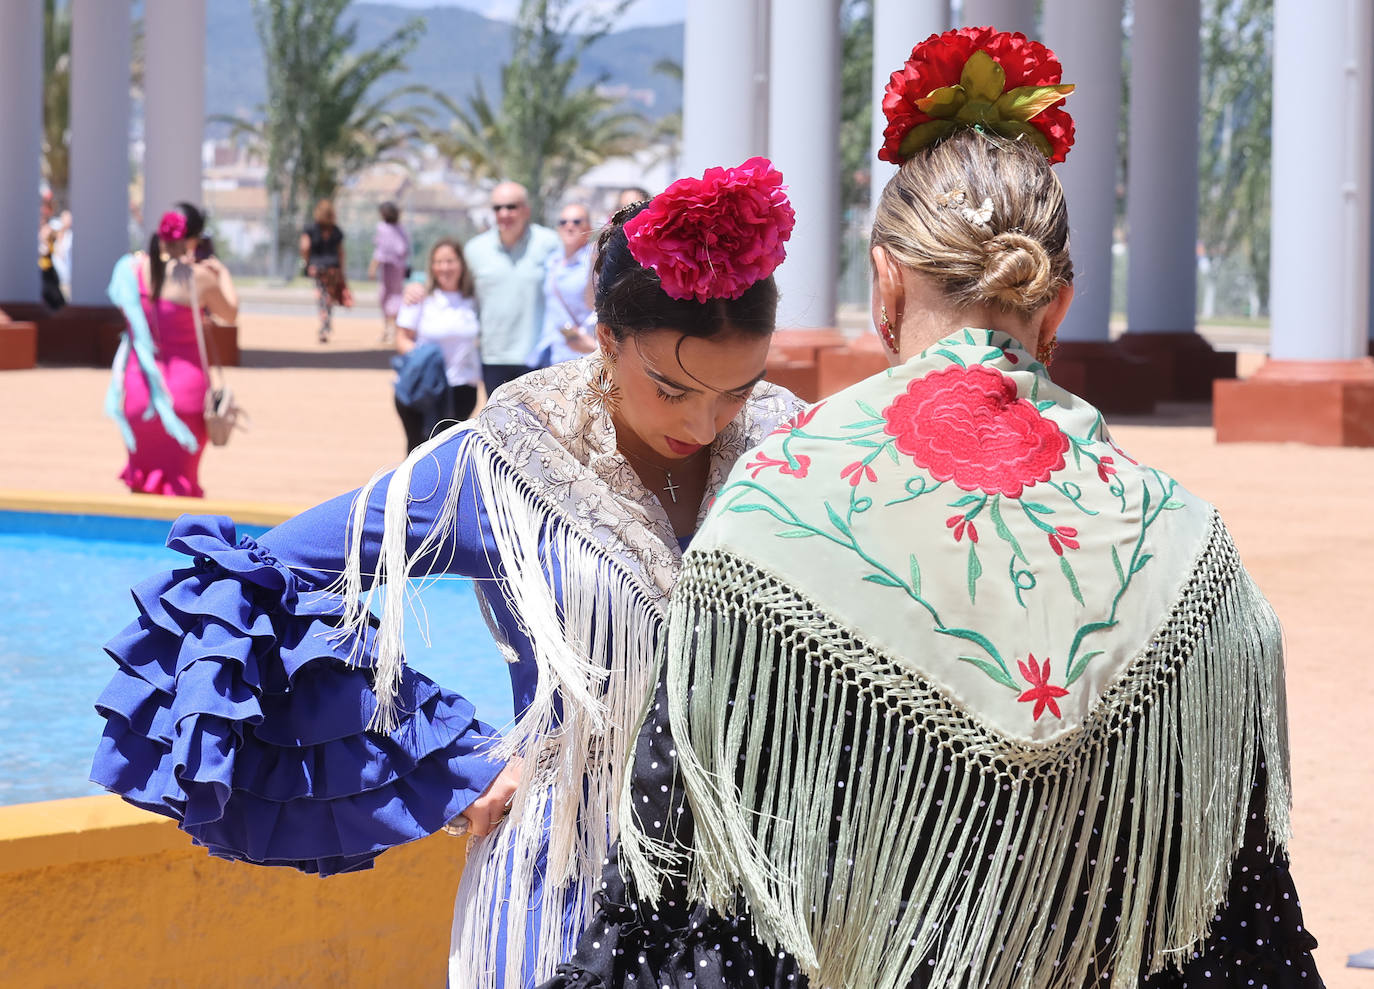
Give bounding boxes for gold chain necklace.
[617,444,706,504]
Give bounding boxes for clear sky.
[377,0,686,29]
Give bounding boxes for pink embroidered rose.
[157,210,187,241]
[624,157,796,302]
[883,363,1068,498]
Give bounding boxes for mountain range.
[205,0,685,126]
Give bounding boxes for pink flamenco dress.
[105,254,208,497]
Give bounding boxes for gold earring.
[1036,335,1059,367]
[585,347,621,417]
[878,304,899,353]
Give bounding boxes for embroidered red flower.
[945,514,979,543]
[624,156,796,302]
[1047,525,1078,556]
[770,402,824,436]
[746,451,810,479]
[1095,455,1117,483]
[1017,654,1069,721]
[883,364,1068,498]
[1109,442,1139,466]
[879,26,1075,165]
[841,461,877,487]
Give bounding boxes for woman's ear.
[870,245,906,332]
[1038,282,1075,348]
[595,323,618,355]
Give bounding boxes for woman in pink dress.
[106,203,239,497]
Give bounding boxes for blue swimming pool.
[0,509,511,807]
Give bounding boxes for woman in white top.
[394,238,481,452]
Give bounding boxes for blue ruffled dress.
[91,433,530,876]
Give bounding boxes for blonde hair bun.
[978,232,1054,311]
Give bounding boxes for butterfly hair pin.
[936,189,994,227]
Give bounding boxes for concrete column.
[0,0,44,306]
[69,0,133,306]
[683,0,768,178]
[770,0,841,329]
[960,0,1036,37]
[869,0,950,217]
[1116,0,1234,399]
[1214,0,1374,445]
[1268,0,1371,362]
[1040,0,1123,345]
[143,0,205,227]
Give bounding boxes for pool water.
[0,510,511,807]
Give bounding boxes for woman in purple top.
[369,200,411,344]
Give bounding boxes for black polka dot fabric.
[541,685,1324,989]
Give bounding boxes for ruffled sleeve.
[91,429,509,875]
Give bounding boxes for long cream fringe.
[623,513,1290,989]
[332,421,667,989]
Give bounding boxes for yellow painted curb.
[0,489,303,527]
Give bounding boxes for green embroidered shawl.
[622,330,1291,988]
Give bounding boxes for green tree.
[434,0,647,220]
[1196,0,1272,315]
[839,0,874,213]
[226,0,432,277]
[41,0,71,204]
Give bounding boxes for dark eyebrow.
[647,365,765,396]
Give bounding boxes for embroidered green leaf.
[909,554,922,596]
[856,400,881,418]
[850,439,885,448]
[825,502,852,537]
[884,443,899,464]
[957,656,1018,690]
[936,626,1010,678]
[864,573,904,588]
[1110,545,1125,584]
[843,418,887,429]
[949,494,982,508]
[1066,650,1104,683]
[1021,501,1053,514]
[1034,400,1056,411]
[990,498,1027,563]
[1070,442,1082,467]
[1130,552,1153,574]
[1066,620,1117,681]
[1163,499,1186,510]
[726,503,771,513]
[935,349,967,367]
[1059,555,1084,605]
[963,328,977,345]
[777,529,817,539]
[967,543,983,602]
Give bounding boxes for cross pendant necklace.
[618,445,700,504]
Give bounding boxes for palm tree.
[434,0,647,220]
[222,0,432,277]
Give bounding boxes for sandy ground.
[1,310,1370,983]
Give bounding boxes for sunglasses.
[558,218,587,227]
[492,202,524,213]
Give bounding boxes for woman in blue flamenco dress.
[89,158,804,989]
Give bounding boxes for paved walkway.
[1,310,1369,983]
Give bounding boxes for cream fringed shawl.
[330,355,802,989]
[620,330,1292,989]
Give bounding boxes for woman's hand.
[367,258,378,279]
[402,281,426,306]
[462,758,523,837]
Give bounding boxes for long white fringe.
[632,514,1290,989]
[331,421,668,989]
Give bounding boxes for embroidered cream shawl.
[335,354,803,989]
[622,330,1291,989]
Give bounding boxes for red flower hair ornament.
[157,210,188,241]
[879,26,1076,165]
[624,156,796,303]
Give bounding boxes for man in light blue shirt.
[464,181,561,395]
